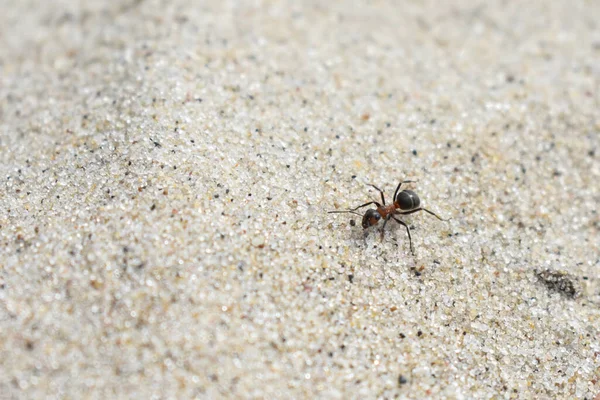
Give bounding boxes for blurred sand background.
[1,0,599,398]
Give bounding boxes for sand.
[1,0,599,398]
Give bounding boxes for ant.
[328,180,450,254]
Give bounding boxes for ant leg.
[328,201,381,214]
[367,184,386,205]
[396,207,450,221]
[393,180,417,201]
[380,216,391,241]
[391,216,414,255]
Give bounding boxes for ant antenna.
[328,210,363,217]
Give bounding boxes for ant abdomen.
[395,190,420,210]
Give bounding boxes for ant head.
[361,209,381,229]
[395,190,420,211]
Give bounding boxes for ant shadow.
[344,223,423,286]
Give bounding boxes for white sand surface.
[1,0,599,398]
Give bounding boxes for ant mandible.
[328,180,450,254]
